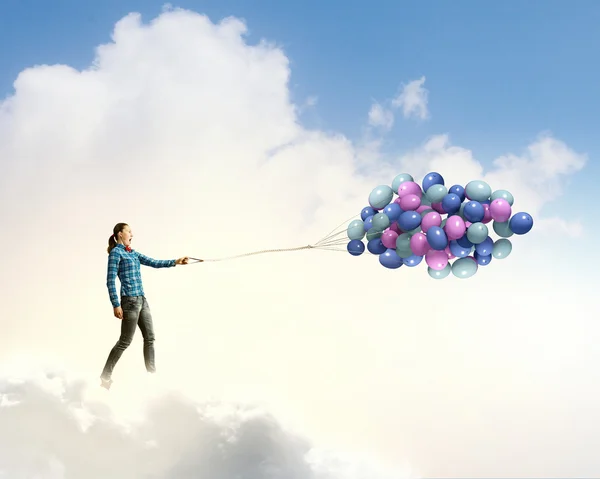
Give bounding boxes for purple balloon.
[482,203,492,224]
[389,222,402,234]
[445,245,456,259]
[431,202,445,213]
[397,181,423,198]
[399,193,421,211]
[490,198,512,222]
[416,205,431,214]
[381,229,399,249]
[421,211,442,233]
[426,249,448,271]
[410,232,431,256]
[444,215,466,240]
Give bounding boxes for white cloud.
[368,102,394,130]
[392,76,429,120]
[0,7,598,478]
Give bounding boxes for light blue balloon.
[369,185,394,210]
[420,195,432,207]
[490,189,514,206]
[428,263,452,279]
[391,173,414,194]
[466,222,488,244]
[492,220,514,238]
[457,202,466,219]
[492,238,513,259]
[372,213,391,232]
[395,233,413,258]
[465,180,492,202]
[451,257,478,279]
[346,220,365,240]
[425,184,448,203]
[366,229,383,241]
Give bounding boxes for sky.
[0,1,599,478]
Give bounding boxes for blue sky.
[2,0,598,191]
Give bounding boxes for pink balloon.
[416,205,431,214]
[431,202,445,213]
[490,198,512,222]
[444,215,466,240]
[410,232,430,256]
[421,211,442,233]
[445,245,456,259]
[482,203,492,224]
[397,181,423,198]
[426,249,448,271]
[465,221,472,228]
[389,222,401,234]
[381,230,399,249]
[399,193,421,211]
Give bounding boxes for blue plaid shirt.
[106,244,176,307]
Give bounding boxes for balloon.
[492,238,512,259]
[410,232,431,256]
[474,251,492,265]
[397,211,422,231]
[457,234,474,249]
[440,218,447,229]
[422,172,445,191]
[509,212,534,235]
[428,263,452,279]
[489,198,512,222]
[425,184,448,203]
[425,249,448,270]
[366,229,383,241]
[416,205,431,214]
[448,184,465,202]
[403,254,423,267]
[481,203,492,224]
[383,203,403,222]
[399,193,421,211]
[449,239,471,258]
[421,211,442,233]
[369,185,394,210]
[463,201,485,223]
[372,213,391,232]
[389,222,402,234]
[431,202,445,214]
[490,189,514,206]
[347,240,365,256]
[360,206,376,221]
[364,215,374,231]
[395,233,414,258]
[367,238,387,255]
[426,226,448,250]
[465,180,492,202]
[379,249,404,269]
[444,245,456,259]
[420,195,432,207]
[441,193,462,215]
[444,215,466,240]
[493,220,514,238]
[474,236,494,256]
[347,219,365,240]
[466,222,488,244]
[381,229,399,249]
[451,256,478,278]
[397,181,423,198]
[392,173,414,194]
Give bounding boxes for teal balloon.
[372,213,391,231]
[407,226,422,235]
[466,222,488,244]
[428,263,451,279]
[425,184,448,203]
[395,233,413,258]
[492,220,514,238]
[346,220,365,240]
[465,180,492,202]
[490,189,514,206]
[457,202,466,219]
[369,185,394,210]
[451,257,478,279]
[392,173,414,193]
[420,195,432,207]
[420,208,435,217]
[366,229,383,241]
[440,218,447,229]
[492,238,512,259]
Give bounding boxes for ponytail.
[107,235,117,254]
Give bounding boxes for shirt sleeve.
[137,252,176,268]
[106,250,121,308]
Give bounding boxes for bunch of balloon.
[346,172,533,279]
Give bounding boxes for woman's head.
[107,223,133,253]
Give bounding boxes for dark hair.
[107,223,128,254]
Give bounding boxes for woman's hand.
[113,306,123,319]
[176,256,191,265]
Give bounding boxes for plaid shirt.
[106,244,176,307]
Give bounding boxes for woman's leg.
[137,296,156,373]
[100,296,142,382]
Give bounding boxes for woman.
[100,222,194,390]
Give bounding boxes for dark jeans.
[101,296,156,380]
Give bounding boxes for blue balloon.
[361,206,376,221]
[474,251,492,265]
[403,254,423,267]
[379,249,404,269]
[509,212,534,235]
[383,203,403,222]
[422,172,445,192]
[367,238,387,255]
[449,239,471,258]
[364,215,374,231]
[474,236,494,256]
[397,211,422,231]
[448,184,465,202]
[441,193,462,215]
[426,226,448,250]
[456,234,474,249]
[481,199,491,205]
[347,240,365,256]
[463,201,485,223]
